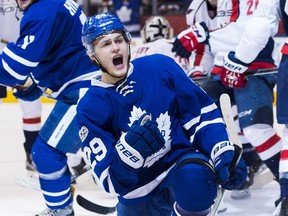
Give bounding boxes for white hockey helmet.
[140,16,174,43]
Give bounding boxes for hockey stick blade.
[76,195,116,215]
[193,67,278,85]
[251,168,275,189]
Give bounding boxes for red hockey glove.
[220,52,249,88]
[172,22,209,58]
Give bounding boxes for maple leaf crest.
[156,111,171,142]
[128,105,146,127]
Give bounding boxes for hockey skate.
[35,203,74,216]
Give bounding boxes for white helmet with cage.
[140,16,174,44]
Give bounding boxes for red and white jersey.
[131,38,191,73]
[186,0,280,72]
[0,0,22,51]
[211,0,280,66]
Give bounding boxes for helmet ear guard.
[82,12,132,56]
[140,16,174,44]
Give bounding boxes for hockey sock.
[263,152,280,180]
[243,124,281,180]
[23,130,39,155]
[280,178,288,198]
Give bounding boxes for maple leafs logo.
[128,107,171,142]
[156,112,171,142]
[128,106,146,127]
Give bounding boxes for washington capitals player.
[0,0,42,172]
[0,0,98,215]
[77,12,247,216]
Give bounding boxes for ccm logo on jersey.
[115,138,144,169]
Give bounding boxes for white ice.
[0,102,281,216]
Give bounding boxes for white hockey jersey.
[0,0,22,51]
[186,0,280,72]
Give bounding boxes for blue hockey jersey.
[76,54,229,203]
[0,0,98,98]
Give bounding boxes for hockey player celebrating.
[0,0,99,215]
[77,12,247,216]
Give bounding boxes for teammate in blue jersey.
[0,0,98,215]
[77,12,247,216]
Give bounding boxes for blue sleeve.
[164,56,230,157]
[0,9,53,86]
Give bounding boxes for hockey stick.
[193,67,278,86]
[0,38,9,45]
[210,93,243,216]
[76,195,116,215]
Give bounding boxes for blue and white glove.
[211,141,247,190]
[172,22,209,58]
[13,76,43,101]
[115,113,165,169]
[220,51,249,88]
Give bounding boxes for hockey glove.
[211,141,247,190]
[172,22,209,58]
[13,76,43,101]
[115,113,165,169]
[220,52,249,88]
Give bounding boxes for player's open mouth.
[113,55,123,68]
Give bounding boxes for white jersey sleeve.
[235,0,281,63]
[208,0,280,67]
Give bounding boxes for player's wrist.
[210,141,235,163]
[192,22,209,44]
[223,52,249,74]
